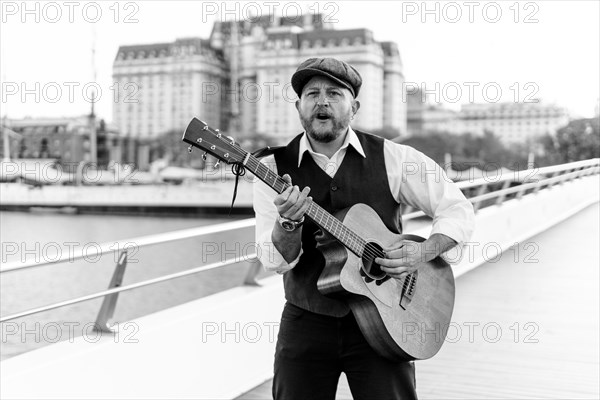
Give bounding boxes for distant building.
[113,14,407,143]
[459,102,569,144]
[1,116,119,169]
[407,89,570,144]
[406,88,460,136]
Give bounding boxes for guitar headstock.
[182,118,246,165]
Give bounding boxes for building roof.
[210,13,329,41]
[261,28,376,50]
[115,38,222,61]
[297,28,374,47]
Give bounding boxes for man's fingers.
[276,184,311,220]
[375,256,409,267]
[291,195,312,220]
[384,241,420,259]
[274,184,294,206]
[287,186,300,205]
[295,186,311,207]
[379,264,412,278]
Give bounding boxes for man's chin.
[308,128,337,143]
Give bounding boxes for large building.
[112,38,227,141]
[112,14,407,144]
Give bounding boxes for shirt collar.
[298,126,366,167]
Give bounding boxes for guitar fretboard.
[245,154,366,257]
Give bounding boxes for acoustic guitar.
[183,117,455,361]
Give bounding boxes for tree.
[400,130,528,170]
[542,118,600,163]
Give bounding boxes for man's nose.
[316,94,329,106]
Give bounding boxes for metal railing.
[1,159,598,326]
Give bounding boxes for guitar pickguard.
[354,254,401,308]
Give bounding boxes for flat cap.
[291,57,363,98]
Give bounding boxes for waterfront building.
[459,102,570,144]
[406,89,462,136]
[406,88,569,144]
[0,116,119,170]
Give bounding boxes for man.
[253,58,475,400]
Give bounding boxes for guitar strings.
[244,155,387,262]
[244,156,383,256]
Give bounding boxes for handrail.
[0,253,256,323]
[455,158,599,190]
[403,162,599,220]
[1,159,598,324]
[0,218,256,273]
[469,166,599,205]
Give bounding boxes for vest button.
[331,185,338,191]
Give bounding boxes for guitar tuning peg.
[188,145,194,153]
[227,135,235,145]
[214,160,220,168]
[202,152,207,161]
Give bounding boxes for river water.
[0,210,260,361]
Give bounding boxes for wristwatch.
[278,215,305,232]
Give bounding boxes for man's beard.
[299,110,352,143]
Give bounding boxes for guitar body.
[317,204,455,361]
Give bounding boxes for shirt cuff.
[430,218,476,265]
[257,231,303,274]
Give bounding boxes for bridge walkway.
[238,203,600,399]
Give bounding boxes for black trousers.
[273,302,417,400]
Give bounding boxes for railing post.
[94,250,128,333]
[472,183,488,212]
[494,180,512,206]
[243,257,263,286]
[532,175,544,194]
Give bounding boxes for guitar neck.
[244,153,365,257]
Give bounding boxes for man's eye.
[329,91,341,97]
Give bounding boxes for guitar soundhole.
[361,242,387,281]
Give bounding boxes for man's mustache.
[312,107,333,118]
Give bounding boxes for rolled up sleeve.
[252,155,302,273]
[385,141,475,246]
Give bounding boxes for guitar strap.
[228,145,285,215]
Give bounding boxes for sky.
[1,0,599,122]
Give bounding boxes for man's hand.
[271,174,312,264]
[375,240,429,279]
[375,234,458,279]
[274,174,312,221]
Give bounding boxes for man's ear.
[295,99,300,112]
[352,100,361,115]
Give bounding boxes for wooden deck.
[237,204,600,399]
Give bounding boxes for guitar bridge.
[399,271,418,310]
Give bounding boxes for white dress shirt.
[252,127,475,273]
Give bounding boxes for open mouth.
[315,113,331,121]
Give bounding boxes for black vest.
[274,130,402,317]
